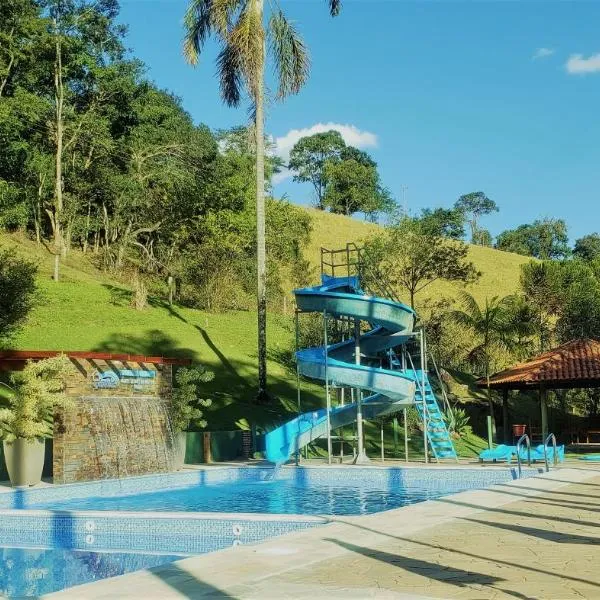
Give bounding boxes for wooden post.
[502,388,510,443]
[540,386,548,441]
[203,432,212,464]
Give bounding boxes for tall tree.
[322,149,393,219]
[183,0,341,401]
[288,130,345,208]
[574,233,600,262]
[417,207,465,239]
[42,0,126,280]
[362,216,480,308]
[496,218,570,259]
[454,191,498,244]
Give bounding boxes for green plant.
[171,365,215,432]
[0,355,74,441]
[443,407,472,439]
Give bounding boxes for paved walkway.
[49,468,600,600]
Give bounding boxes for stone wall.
[53,359,175,484]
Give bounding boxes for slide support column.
[295,308,301,466]
[420,329,429,464]
[354,318,369,464]
[324,310,332,465]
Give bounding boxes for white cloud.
[532,47,555,60]
[566,53,600,74]
[272,123,378,184]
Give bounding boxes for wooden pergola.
[476,338,600,443]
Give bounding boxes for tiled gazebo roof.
[477,338,600,390]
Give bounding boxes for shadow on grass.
[92,324,321,431]
[93,330,198,361]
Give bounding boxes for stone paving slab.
[47,467,600,600]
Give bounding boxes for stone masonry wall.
[53,359,175,484]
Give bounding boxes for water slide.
[265,275,422,464]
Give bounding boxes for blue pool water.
[33,478,472,515]
[0,548,186,597]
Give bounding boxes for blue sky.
[119,0,600,242]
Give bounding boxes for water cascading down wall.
[53,356,179,484]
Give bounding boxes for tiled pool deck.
[34,462,600,599]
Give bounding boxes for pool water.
[33,477,485,516]
[0,548,187,597]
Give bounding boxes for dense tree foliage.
[416,207,465,239]
[289,131,395,219]
[496,218,570,259]
[288,130,345,209]
[573,233,600,262]
[0,0,312,322]
[0,246,37,339]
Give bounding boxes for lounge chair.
[579,454,600,461]
[479,444,515,463]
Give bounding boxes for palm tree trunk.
[53,19,64,281]
[255,8,267,403]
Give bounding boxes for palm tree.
[451,292,516,421]
[183,0,341,402]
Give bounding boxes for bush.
[443,407,472,439]
[0,356,74,441]
[171,365,215,432]
[0,246,37,339]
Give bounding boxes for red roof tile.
[477,338,600,389]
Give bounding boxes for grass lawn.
[0,208,523,454]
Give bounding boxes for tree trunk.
[53,21,64,281]
[83,198,91,253]
[255,0,267,403]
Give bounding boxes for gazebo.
[476,338,600,444]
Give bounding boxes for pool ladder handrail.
[516,433,531,479]
[543,433,558,473]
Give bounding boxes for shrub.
[0,246,37,339]
[0,356,74,441]
[443,407,472,439]
[170,365,215,432]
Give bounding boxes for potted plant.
[170,365,213,470]
[0,355,73,487]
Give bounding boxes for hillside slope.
[0,209,530,429]
[304,208,531,307]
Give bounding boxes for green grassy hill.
[0,209,530,447]
[303,208,531,306]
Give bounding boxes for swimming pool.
[0,465,536,596]
[28,465,524,515]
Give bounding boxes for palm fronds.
[268,10,310,99]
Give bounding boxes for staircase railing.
[516,434,531,479]
[543,433,558,473]
[428,351,453,418]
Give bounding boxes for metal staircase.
[412,370,458,461]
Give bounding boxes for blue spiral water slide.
[265,274,421,464]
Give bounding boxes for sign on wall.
[92,368,157,392]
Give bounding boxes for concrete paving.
[46,466,600,600]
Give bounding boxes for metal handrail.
[428,351,453,418]
[543,433,558,473]
[516,434,531,479]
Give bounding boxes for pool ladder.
[516,432,559,478]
